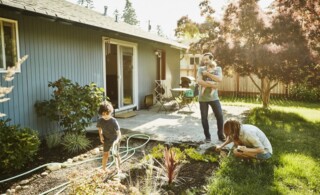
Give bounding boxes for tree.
[121,0,139,25]
[175,0,316,108]
[273,0,320,87]
[77,0,94,9]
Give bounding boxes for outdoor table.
[170,88,193,111]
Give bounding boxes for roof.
[0,0,188,49]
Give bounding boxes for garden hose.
[1,134,150,194]
[45,134,151,195]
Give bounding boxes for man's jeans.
[199,100,224,140]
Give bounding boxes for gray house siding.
[0,10,104,134]
[135,44,181,108]
[0,8,182,135]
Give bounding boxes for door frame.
[102,37,138,111]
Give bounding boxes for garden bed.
[126,160,218,194]
[1,134,220,194]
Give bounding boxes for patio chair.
[154,80,173,112]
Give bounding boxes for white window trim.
[0,17,20,73]
[102,37,139,110]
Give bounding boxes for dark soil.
[0,132,101,193]
[123,158,219,194]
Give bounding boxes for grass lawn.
[221,96,320,122]
[206,98,320,194]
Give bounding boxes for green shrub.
[45,131,62,149]
[35,77,104,133]
[62,133,91,154]
[289,83,320,102]
[0,119,40,173]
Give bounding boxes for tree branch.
[268,81,279,92]
[249,74,262,92]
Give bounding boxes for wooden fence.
[180,69,289,96]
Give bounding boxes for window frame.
[0,17,20,73]
[195,57,199,65]
[190,57,195,65]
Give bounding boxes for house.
[180,53,201,78]
[0,0,187,135]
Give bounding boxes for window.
[190,57,199,65]
[0,17,19,72]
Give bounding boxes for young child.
[201,61,218,96]
[96,101,121,173]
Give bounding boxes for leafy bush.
[35,77,104,133]
[289,83,320,102]
[0,119,40,173]
[61,133,91,154]
[45,131,62,149]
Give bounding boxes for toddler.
[96,101,121,173]
[201,61,218,96]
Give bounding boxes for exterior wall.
[136,43,157,108]
[136,43,181,108]
[0,8,182,134]
[0,9,105,134]
[164,46,181,91]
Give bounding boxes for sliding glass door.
[120,46,133,106]
[104,39,136,110]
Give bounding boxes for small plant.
[0,119,40,173]
[45,131,62,149]
[141,158,163,194]
[149,144,165,159]
[185,148,218,163]
[148,144,186,162]
[61,133,91,154]
[135,157,166,194]
[35,77,104,133]
[162,147,182,185]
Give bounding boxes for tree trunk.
[249,75,278,108]
[261,77,275,108]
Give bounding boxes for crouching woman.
[216,119,272,160]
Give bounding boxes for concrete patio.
[87,102,250,146]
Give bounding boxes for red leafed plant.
[163,147,181,185]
